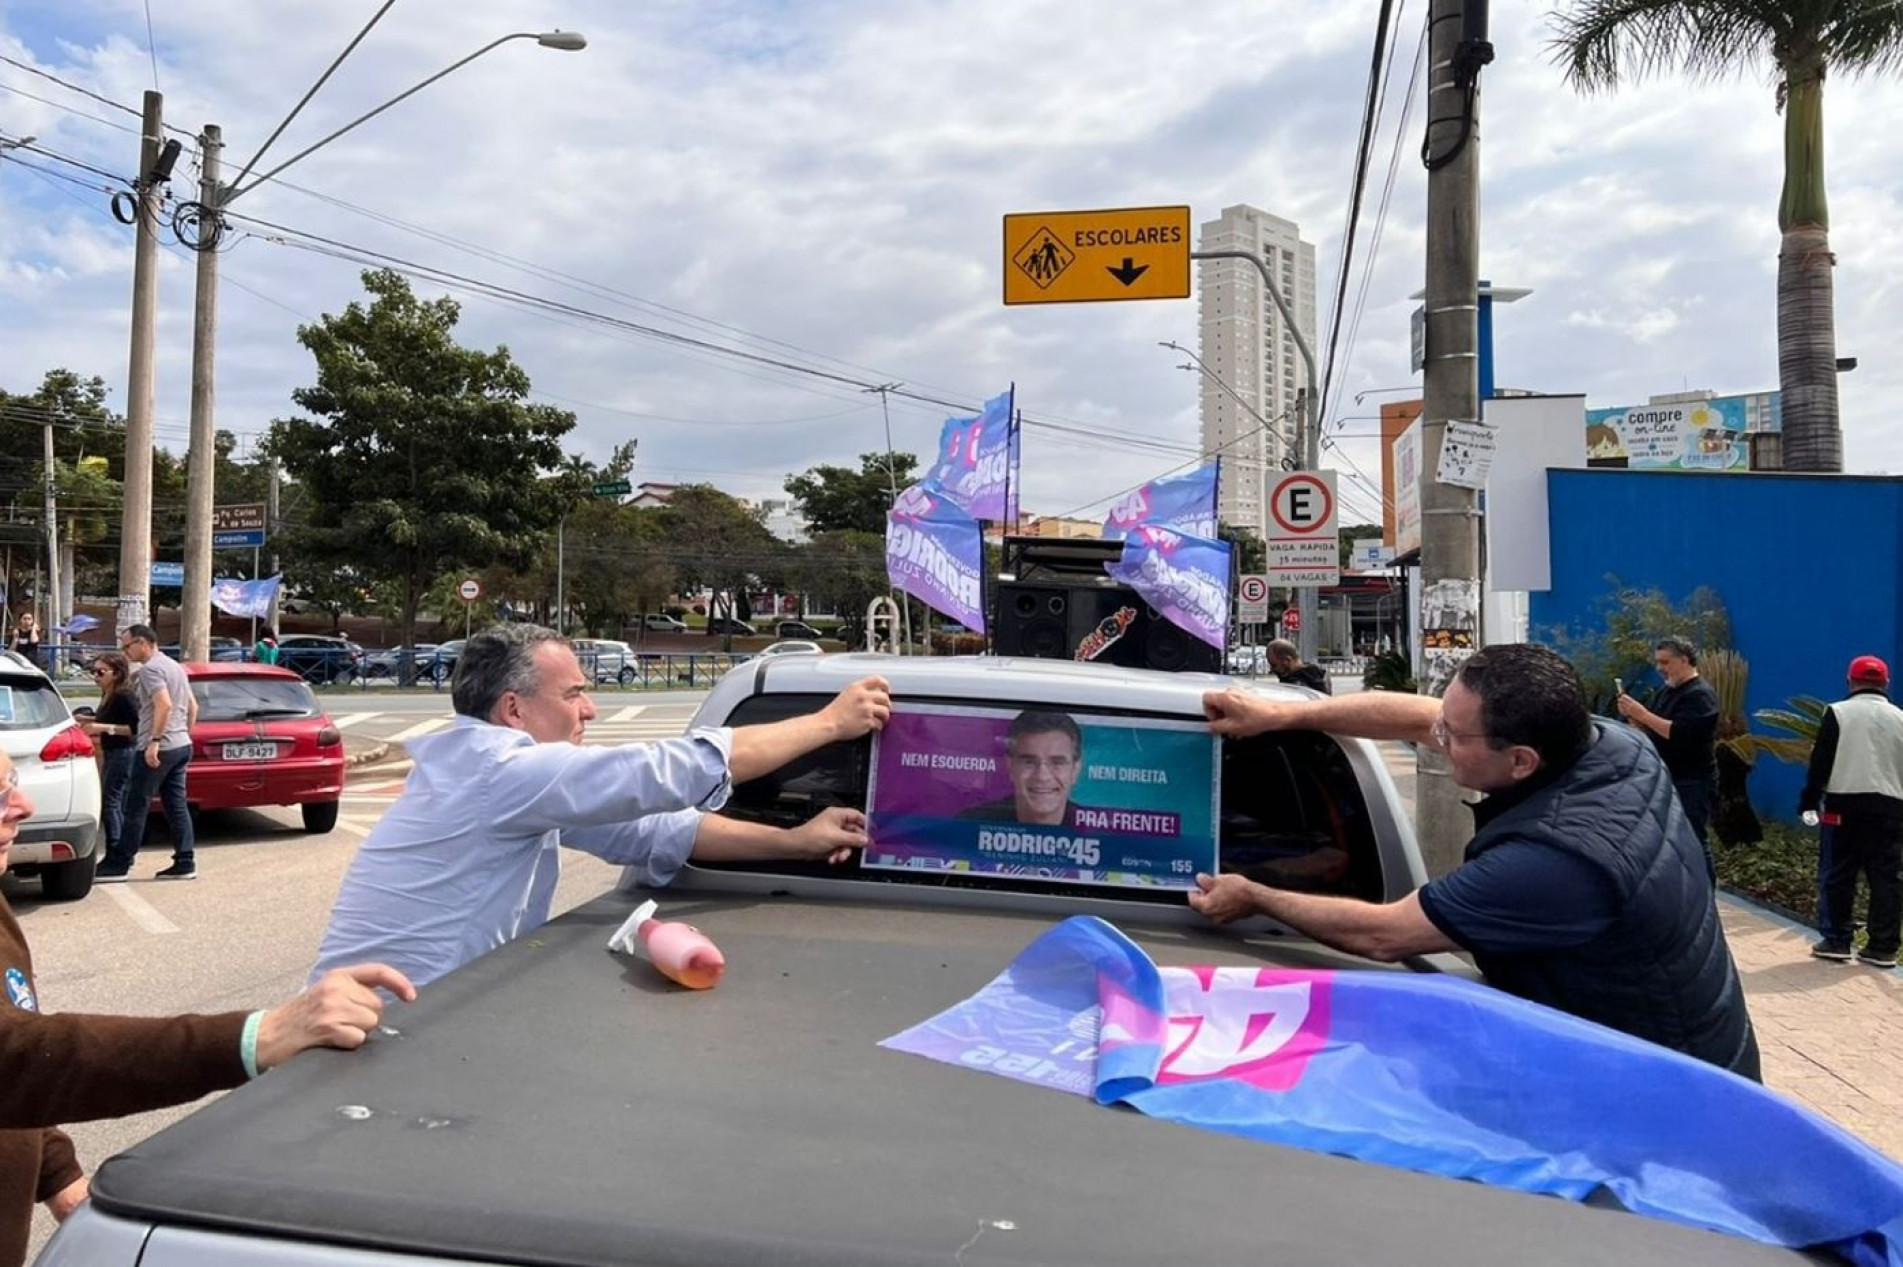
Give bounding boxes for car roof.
[0,649,51,681]
[707,651,1302,715]
[183,663,308,681]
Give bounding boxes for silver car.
[0,650,103,900]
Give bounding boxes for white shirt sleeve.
[485,727,733,835]
[562,809,703,886]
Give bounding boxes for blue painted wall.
[1529,469,1903,818]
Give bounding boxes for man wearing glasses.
[958,710,1085,827]
[96,625,198,882]
[1190,643,1759,1080]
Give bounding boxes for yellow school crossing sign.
[1003,205,1192,305]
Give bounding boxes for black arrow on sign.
[1106,257,1149,286]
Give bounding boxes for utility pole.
[1415,0,1491,876]
[181,123,223,664]
[117,90,165,638]
[266,458,280,635]
[42,418,60,639]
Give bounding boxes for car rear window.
[192,678,321,721]
[0,675,69,730]
[711,692,1382,904]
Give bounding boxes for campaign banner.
[1003,405,1022,531]
[1105,525,1230,652]
[923,388,1014,521]
[864,703,1219,891]
[1101,462,1219,541]
[885,484,985,633]
[883,916,1903,1265]
[210,575,281,619]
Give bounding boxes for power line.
[141,0,162,90]
[1317,0,1399,427]
[0,79,140,135]
[0,53,193,138]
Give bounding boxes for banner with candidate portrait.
[1105,525,1230,653]
[885,484,986,634]
[864,703,1219,891]
[1101,462,1220,542]
[923,388,1015,521]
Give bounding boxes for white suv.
[0,650,103,900]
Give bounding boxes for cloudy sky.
[4,0,1902,531]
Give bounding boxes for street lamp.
[174,28,588,663]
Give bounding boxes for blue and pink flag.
[210,575,282,619]
[924,389,1015,522]
[1102,462,1220,542]
[885,483,985,634]
[882,916,1903,1265]
[1105,524,1229,652]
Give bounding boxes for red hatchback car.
[182,663,346,833]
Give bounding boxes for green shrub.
[1362,650,1416,693]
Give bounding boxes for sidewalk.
[1379,739,1903,1160]
[1720,898,1903,1158]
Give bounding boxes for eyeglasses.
[1431,716,1493,748]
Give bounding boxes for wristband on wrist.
[241,1010,266,1079]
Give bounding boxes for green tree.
[1550,2,1903,472]
[785,451,921,535]
[787,530,886,644]
[655,486,787,646]
[1217,522,1266,574]
[264,269,576,650]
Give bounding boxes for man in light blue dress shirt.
[312,624,889,988]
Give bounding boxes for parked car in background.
[424,639,467,684]
[159,637,248,664]
[0,649,101,900]
[1227,645,1267,676]
[757,640,822,657]
[572,638,639,685]
[775,619,824,640]
[274,634,363,684]
[364,644,439,679]
[182,663,345,834]
[705,616,755,636]
[641,613,689,633]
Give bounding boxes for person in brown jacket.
[0,749,416,1267]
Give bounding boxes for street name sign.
[593,478,632,499]
[150,561,184,587]
[1266,470,1340,588]
[1003,205,1192,305]
[212,502,267,549]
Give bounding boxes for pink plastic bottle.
[607,900,725,990]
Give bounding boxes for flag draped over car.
[881,916,1903,1265]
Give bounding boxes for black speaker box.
[993,580,1221,674]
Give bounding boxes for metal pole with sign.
[459,577,481,639]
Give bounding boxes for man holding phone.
[1616,637,1719,876]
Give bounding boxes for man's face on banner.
[1007,728,1080,824]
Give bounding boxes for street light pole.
[173,31,587,662]
[1190,249,1321,661]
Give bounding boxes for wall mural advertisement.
[1585,394,1777,472]
[865,703,1220,892]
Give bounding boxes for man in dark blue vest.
[1192,643,1760,1080]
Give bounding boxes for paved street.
[12,688,1901,1258]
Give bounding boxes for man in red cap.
[1800,654,1903,968]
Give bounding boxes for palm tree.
[1551,2,1903,472]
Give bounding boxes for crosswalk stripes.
[607,704,649,722]
[331,712,383,730]
[385,717,452,744]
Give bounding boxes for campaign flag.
[924,389,1014,521]
[1102,462,1220,541]
[210,575,281,619]
[54,614,99,635]
[864,703,1219,891]
[1003,404,1022,532]
[886,484,985,634]
[1105,525,1229,652]
[883,917,1903,1265]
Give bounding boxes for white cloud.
[2,0,1902,516]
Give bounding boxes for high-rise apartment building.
[1196,205,1317,536]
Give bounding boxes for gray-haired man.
[312,624,889,988]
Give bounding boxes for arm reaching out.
[1204,686,1441,746]
[727,677,891,783]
